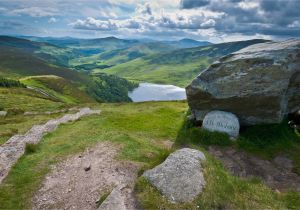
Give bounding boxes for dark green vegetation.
[86,73,138,102]
[0,77,26,88]
[97,39,268,87]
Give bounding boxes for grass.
[0,101,187,209]
[0,111,70,145]
[175,117,300,174]
[21,75,94,104]
[1,101,300,209]
[95,57,210,87]
[135,114,300,210]
[0,86,75,145]
[96,190,111,208]
[25,143,40,155]
[0,87,67,112]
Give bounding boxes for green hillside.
[21,76,94,104]
[95,39,268,87]
[0,36,79,67]
[70,42,177,71]
[0,87,65,112]
[0,38,138,103]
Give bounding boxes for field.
[95,57,210,87]
[0,101,299,209]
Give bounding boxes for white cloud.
[288,20,300,28]
[71,4,225,32]
[10,7,58,17]
[48,17,57,23]
[237,1,259,10]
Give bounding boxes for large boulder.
[186,39,300,125]
[143,148,206,203]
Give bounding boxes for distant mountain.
[0,36,80,67]
[70,42,177,70]
[21,36,141,55]
[96,39,269,87]
[162,38,212,48]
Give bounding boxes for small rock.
[0,111,7,117]
[84,165,91,171]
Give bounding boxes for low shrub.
[7,108,25,116]
[25,143,39,154]
[0,77,26,88]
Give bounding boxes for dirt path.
[32,142,140,210]
[209,146,300,192]
[0,107,101,184]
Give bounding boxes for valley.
[0,35,299,210]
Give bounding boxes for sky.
[0,0,300,43]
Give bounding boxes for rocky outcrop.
[186,39,300,125]
[143,148,206,203]
[0,111,7,117]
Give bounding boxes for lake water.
[129,82,187,102]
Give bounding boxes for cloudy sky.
[0,0,299,42]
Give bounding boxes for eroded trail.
[0,107,101,184]
[32,142,140,210]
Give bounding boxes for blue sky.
[0,0,299,42]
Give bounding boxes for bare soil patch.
[209,146,300,192]
[32,142,139,210]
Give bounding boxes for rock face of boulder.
[203,110,240,138]
[186,39,300,125]
[143,148,206,203]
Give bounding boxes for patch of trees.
[86,73,138,102]
[0,77,26,88]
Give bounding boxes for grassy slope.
[0,87,65,112]
[95,57,210,87]
[0,46,90,85]
[0,35,80,67]
[69,42,176,69]
[21,75,94,104]
[0,101,187,209]
[96,39,268,87]
[0,87,71,144]
[0,102,299,209]
[136,117,300,210]
[0,46,136,103]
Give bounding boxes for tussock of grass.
[25,144,39,154]
[175,115,232,148]
[96,190,111,208]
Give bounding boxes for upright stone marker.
[202,110,240,138]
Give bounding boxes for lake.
[129,82,187,102]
